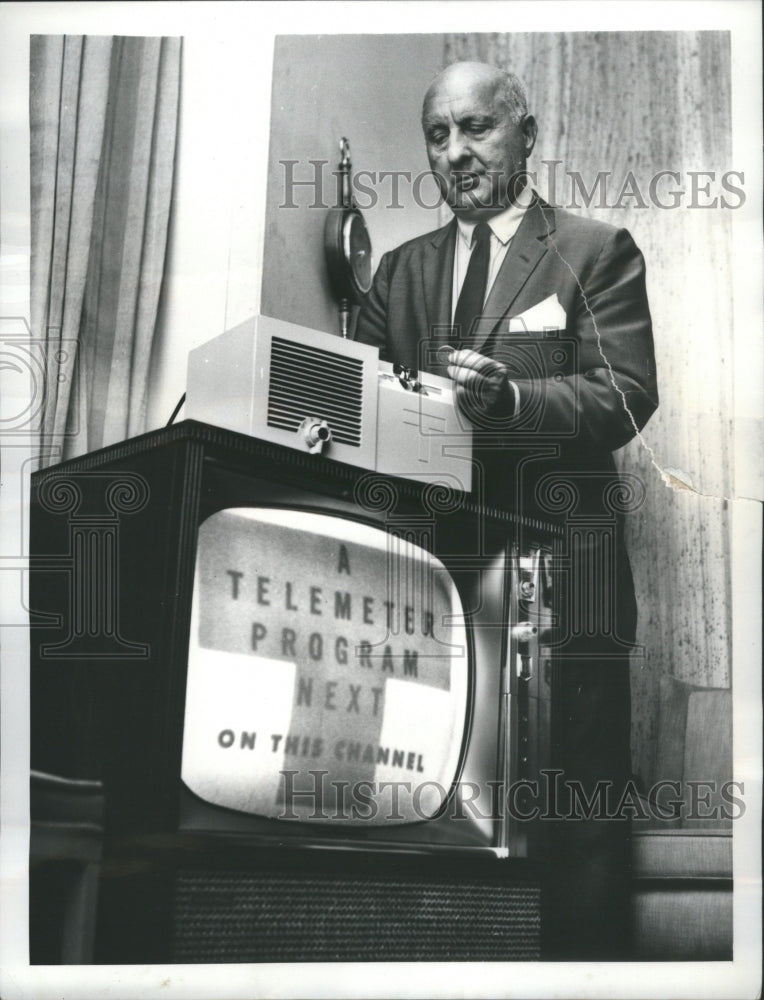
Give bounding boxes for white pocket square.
[508,294,567,333]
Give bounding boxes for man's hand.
[444,347,517,428]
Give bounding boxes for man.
[356,61,658,959]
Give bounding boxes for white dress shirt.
[450,184,533,414]
[450,182,534,322]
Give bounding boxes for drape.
[444,33,733,784]
[30,34,181,465]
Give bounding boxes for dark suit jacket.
[357,195,656,953]
[356,193,658,649]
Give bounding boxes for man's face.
[422,67,537,221]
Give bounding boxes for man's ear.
[522,114,538,156]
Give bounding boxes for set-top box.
[186,315,473,491]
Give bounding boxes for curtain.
[444,33,733,784]
[30,34,181,465]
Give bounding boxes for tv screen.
[181,508,469,825]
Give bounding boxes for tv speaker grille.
[267,337,364,446]
[171,869,541,962]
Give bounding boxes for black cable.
[166,392,186,427]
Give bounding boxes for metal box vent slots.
[267,336,364,446]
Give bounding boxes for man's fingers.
[449,348,497,373]
[447,363,490,386]
[447,358,505,387]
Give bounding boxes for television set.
[29,413,558,964]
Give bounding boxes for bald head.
[422,62,528,127]
[421,61,537,220]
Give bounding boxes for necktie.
[452,221,492,347]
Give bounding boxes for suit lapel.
[421,219,456,336]
[473,197,556,352]
[417,219,457,375]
